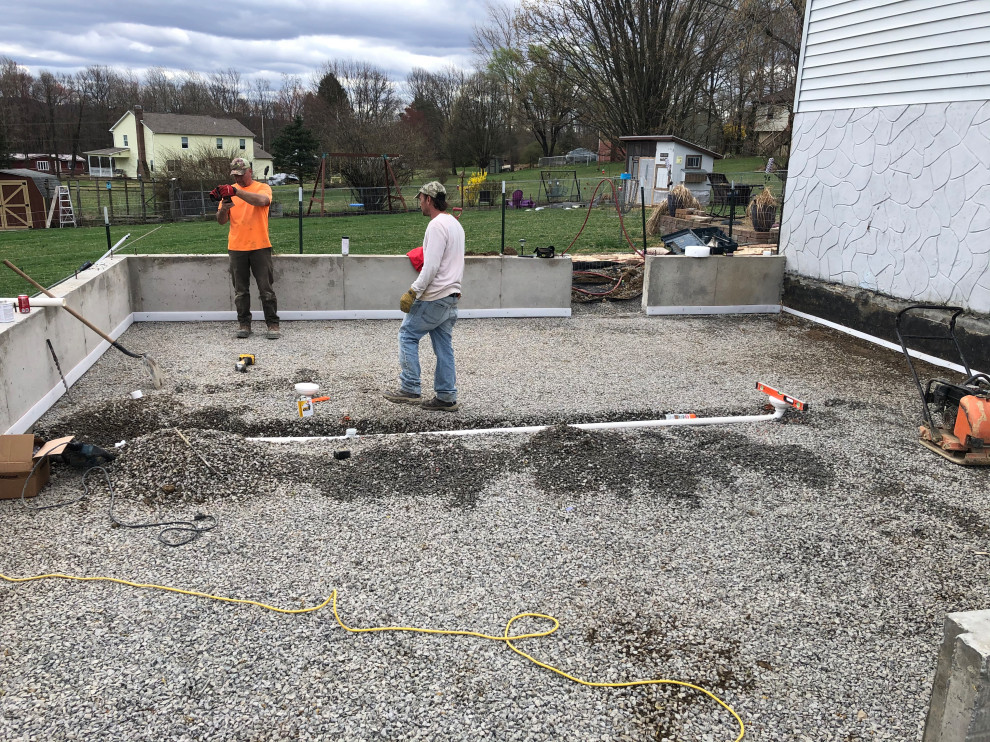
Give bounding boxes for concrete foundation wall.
[0,254,572,434]
[642,255,785,315]
[1,260,134,436]
[783,274,990,373]
[128,254,573,320]
[924,611,990,742]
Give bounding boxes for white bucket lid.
[295,382,320,396]
[685,245,711,258]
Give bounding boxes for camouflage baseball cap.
[230,157,251,175]
[418,181,445,198]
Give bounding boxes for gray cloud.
[1,0,492,86]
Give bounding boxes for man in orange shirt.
[217,157,280,339]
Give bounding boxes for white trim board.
[782,306,982,376]
[646,305,782,316]
[133,308,572,322]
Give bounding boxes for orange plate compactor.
[896,305,990,465]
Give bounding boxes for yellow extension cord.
[0,571,744,741]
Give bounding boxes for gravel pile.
[3,303,989,741]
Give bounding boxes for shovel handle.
[3,259,118,347]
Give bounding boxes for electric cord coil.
[0,572,744,740]
[18,461,216,547]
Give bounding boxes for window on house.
[685,155,702,169]
[150,161,154,171]
[216,138,223,150]
[36,160,50,171]
[166,160,179,171]
[239,139,246,150]
[181,136,189,149]
[123,134,129,146]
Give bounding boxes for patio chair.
[507,189,534,208]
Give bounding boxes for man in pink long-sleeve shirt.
[384,181,465,411]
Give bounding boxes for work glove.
[399,289,417,313]
[209,184,237,203]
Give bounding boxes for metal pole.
[298,186,303,254]
[500,180,506,254]
[728,180,735,240]
[103,207,111,251]
[641,186,647,255]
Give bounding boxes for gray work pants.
[228,248,279,326]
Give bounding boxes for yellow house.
[84,106,273,180]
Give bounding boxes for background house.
[85,106,262,179]
[9,154,86,177]
[780,0,990,361]
[752,88,793,159]
[618,135,721,206]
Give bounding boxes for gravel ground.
[2,301,989,741]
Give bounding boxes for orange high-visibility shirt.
[222,180,272,251]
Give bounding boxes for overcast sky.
[2,0,496,90]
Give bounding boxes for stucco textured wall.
[781,101,990,314]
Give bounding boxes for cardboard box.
[0,435,74,499]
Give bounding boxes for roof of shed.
[618,135,721,159]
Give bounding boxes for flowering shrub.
[463,170,488,207]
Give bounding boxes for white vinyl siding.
[795,0,990,112]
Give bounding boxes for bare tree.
[176,70,211,114]
[519,0,731,143]
[448,71,509,170]
[406,65,465,174]
[142,66,180,112]
[0,56,34,155]
[274,74,306,123]
[209,67,243,115]
[32,71,72,157]
[323,60,400,127]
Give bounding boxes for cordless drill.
[235,354,255,373]
[209,184,236,205]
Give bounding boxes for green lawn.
[0,204,651,298]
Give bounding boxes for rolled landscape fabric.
[0,296,67,307]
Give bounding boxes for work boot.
[383,388,422,405]
[236,324,251,339]
[422,397,460,412]
[265,324,280,340]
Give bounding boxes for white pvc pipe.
[248,400,789,444]
[93,233,131,267]
[0,297,67,307]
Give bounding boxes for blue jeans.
[398,294,458,402]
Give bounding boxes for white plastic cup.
[341,236,349,256]
[129,390,143,399]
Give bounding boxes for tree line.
[0,0,803,182]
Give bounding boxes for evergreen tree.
[270,115,320,180]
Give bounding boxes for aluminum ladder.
[57,185,76,227]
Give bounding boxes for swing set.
[307,153,407,215]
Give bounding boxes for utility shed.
[780,0,990,316]
[619,136,721,207]
[0,169,58,229]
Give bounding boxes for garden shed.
[618,136,721,207]
[0,169,57,230]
